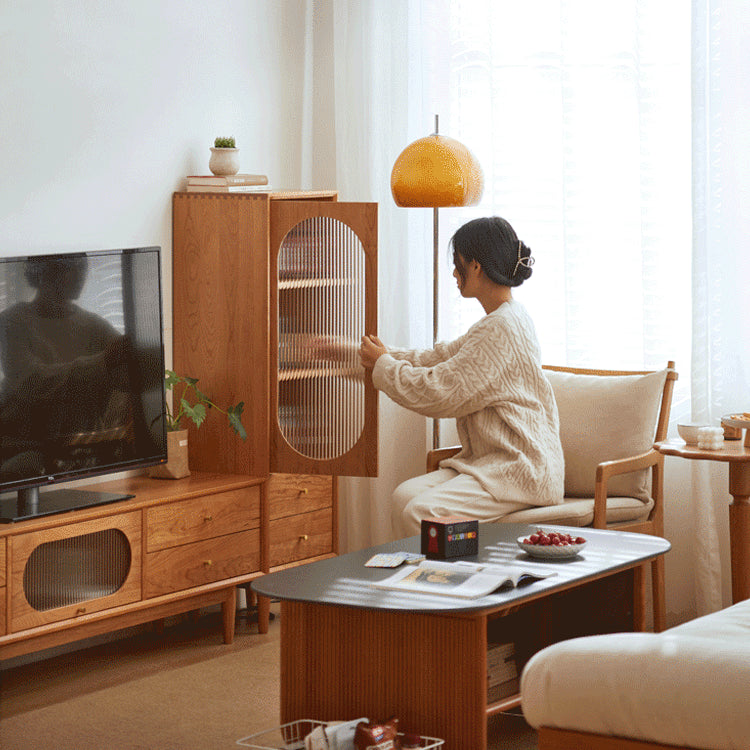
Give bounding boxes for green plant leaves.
[181,399,207,429]
[162,370,246,440]
[227,402,247,440]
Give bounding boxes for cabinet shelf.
[278,277,353,290]
[278,365,361,382]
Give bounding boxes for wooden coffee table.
[252,524,670,750]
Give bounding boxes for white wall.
[0,0,307,360]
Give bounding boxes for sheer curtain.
[309,0,749,620]
[689,0,750,613]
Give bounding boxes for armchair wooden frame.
[426,361,678,632]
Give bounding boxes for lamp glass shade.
[390,134,484,207]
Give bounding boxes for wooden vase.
[148,429,190,479]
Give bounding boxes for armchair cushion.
[544,368,668,502]
[499,495,653,527]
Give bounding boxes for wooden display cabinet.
[172,190,379,577]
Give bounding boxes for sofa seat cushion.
[521,599,750,750]
[500,495,653,527]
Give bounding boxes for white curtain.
[688,0,750,613]
[308,0,750,621]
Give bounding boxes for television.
[0,246,167,522]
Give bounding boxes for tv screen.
[0,247,167,521]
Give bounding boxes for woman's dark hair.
[450,216,533,288]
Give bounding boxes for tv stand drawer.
[145,486,261,551]
[143,528,261,598]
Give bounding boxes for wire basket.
[236,719,444,749]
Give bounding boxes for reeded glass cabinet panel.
[24,528,131,611]
[270,201,378,477]
[277,217,366,460]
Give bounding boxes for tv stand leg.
[222,587,237,644]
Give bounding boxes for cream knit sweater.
[372,300,565,506]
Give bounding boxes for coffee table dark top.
[252,523,670,614]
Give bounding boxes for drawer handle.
[299,488,309,495]
[75,607,87,616]
[299,534,309,542]
[204,515,213,522]
[203,559,213,567]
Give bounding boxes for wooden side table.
[656,427,750,603]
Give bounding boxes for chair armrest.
[593,448,663,527]
[426,445,461,472]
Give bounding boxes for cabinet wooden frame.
[172,191,379,479]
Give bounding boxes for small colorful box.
[421,516,479,559]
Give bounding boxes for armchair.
[426,361,678,631]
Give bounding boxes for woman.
[360,216,564,538]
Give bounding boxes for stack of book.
[487,641,519,702]
[184,174,269,192]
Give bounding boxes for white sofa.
[521,598,750,750]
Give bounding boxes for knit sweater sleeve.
[385,337,463,368]
[372,307,531,419]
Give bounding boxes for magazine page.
[372,560,554,599]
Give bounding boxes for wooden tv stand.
[0,472,267,661]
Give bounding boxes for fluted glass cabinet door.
[270,201,378,477]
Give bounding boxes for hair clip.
[513,241,534,276]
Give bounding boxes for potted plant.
[209,136,240,176]
[149,369,247,479]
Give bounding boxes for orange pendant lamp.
[391,131,484,208]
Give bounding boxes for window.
[418,0,690,388]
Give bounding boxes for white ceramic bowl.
[677,423,709,445]
[517,535,586,559]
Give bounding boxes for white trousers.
[391,468,530,539]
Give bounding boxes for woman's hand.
[359,334,387,369]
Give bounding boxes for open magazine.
[372,559,555,599]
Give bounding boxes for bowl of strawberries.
[517,528,587,559]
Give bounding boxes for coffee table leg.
[729,463,750,603]
[280,600,487,749]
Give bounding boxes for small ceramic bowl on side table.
[677,423,709,445]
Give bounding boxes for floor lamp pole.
[433,205,440,449]
[431,113,441,450]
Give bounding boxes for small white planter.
[209,147,240,176]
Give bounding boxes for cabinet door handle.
[203,559,213,567]
[204,515,213,522]
[75,607,87,616]
[299,534,309,542]
[299,488,309,495]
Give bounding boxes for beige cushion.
[543,368,668,501]
[499,496,654,527]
